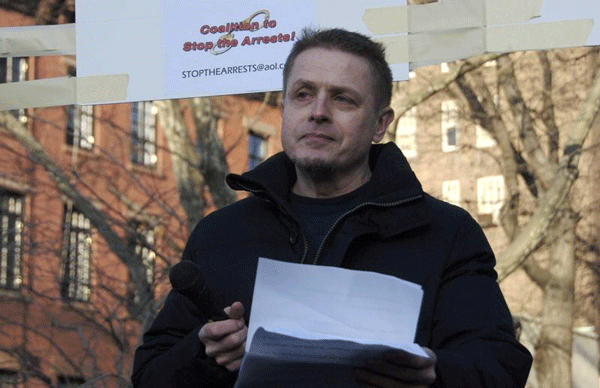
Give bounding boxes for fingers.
[200,315,245,340]
[198,302,247,372]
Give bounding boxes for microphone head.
[169,260,202,291]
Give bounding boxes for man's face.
[282,48,393,179]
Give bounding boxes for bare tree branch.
[155,100,207,229]
[537,51,560,164]
[497,67,600,281]
[497,55,556,191]
[0,112,155,323]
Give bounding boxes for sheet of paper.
[247,257,424,351]
[236,258,426,386]
[237,327,425,388]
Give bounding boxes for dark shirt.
[289,183,370,264]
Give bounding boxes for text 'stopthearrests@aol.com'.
[182,62,285,79]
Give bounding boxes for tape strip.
[487,19,594,53]
[76,74,130,104]
[372,35,409,65]
[0,24,75,57]
[409,0,484,33]
[485,0,544,25]
[0,74,129,110]
[377,18,594,66]
[362,6,408,35]
[363,0,540,36]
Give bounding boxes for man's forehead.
[287,48,374,89]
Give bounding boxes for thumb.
[224,301,245,320]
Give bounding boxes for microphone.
[169,260,228,321]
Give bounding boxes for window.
[0,57,28,123]
[131,101,157,167]
[0,191,23,290]
[441,100,459,152]
[476,125,496,148]
[477,176,505,224]
[247,132,267,170]
[58,376,85,388]
[395,107,417,158]
[442,180,461,207]
[128,221,155,304]
[61,207,91,302]
[66,105,94,149]
[0,370,17,388]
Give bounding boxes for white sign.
[76,0,408,104]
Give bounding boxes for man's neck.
[292,165,372,199]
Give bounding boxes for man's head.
[283,28,393,112]
[280,28,395,197]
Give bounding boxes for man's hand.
[198,301,247,372]
[355,347,436,388]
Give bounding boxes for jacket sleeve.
[429,216,532,388]
[131,290,237,387]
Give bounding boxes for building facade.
[0,5,283,387]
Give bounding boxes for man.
[132,28,532,387]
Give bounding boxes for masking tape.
[0,74,129,111]
[409,0,484,33]
[362,0,540,36]
[372,35,410,65]
[485,0,544,25]
[377,18,594,66]
[0,24,75,57]
[362,6,408,35]
[76,74,130,105]
[487,19,594,53]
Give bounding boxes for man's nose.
[309,94,332,124]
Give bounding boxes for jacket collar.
[227,143,431,251]
[226,142,424,204]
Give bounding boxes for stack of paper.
[235,258,425,387]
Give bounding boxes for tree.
[388,48,600,387]
[0,91,279,387]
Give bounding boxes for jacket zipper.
[308,194,423,265]
[233,183,310,263]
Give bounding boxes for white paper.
[236,258,426,387]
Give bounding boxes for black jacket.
[132,143,532,387]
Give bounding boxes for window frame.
[247,131,268,170]
[394,106,418,158]
[442,180,461,207]
[0,57,28,123]
[60,206,92,302]
[441,100,459,152]
[0,190,24,290]
[477,175,505,224]
[66,105,94,149]
[131,101,157,167]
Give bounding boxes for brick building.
[0,4,283,387]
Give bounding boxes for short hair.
[282,28,393,110]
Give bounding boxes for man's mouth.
[302,133,333,141]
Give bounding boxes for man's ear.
[372,107,395,143]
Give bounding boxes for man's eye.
[296,91,310,99]
[334,95,352,104]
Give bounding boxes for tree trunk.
[535,212,575,388]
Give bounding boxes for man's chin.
[294,158,336,181]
